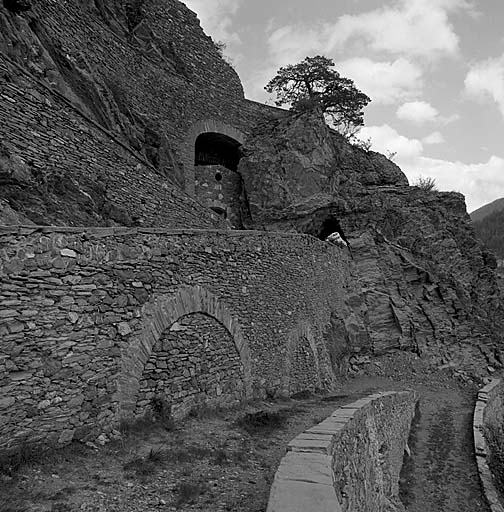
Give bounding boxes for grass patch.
[174,480,208,507]
[0,442,87,478]
[235,409,289,434]
[320,394,350,402]
[1,495,29,512]
[188,402,231,420]
[123,444,214,478]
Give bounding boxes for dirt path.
[1,353,494,512]
[400,387,489,512]
[340,366,490,512]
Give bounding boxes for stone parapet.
[267,390,417,512]
[474,379,504,512]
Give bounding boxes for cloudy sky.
[183,0,504,212]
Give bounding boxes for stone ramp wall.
[267,390,417,512]
[0,226,355,450]
[474,379,504,512]
[0,52,222,229]
[0,0,273,193]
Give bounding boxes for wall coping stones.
[0,225,319,239]
[266,390,417,512]
[473,378,504,512]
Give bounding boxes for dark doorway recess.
[318,216,347,242]
[195,132,242,171]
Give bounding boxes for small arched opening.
[195,132,243,172]
[318,216,347,242]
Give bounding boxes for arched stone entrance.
[182,119,245,196]
[118,285,252,420]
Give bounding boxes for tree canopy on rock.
[265,55,371,138]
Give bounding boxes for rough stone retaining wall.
[267,390,417,512]
[474,379,504,512]
[0,52,222,229]
[0,0,282,192]
[0,226,355,450]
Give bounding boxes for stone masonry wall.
[0,226,353,450]
[0,52,222,229]
[0,0,279,193]
[474,379,504,512]
[267,390,417,512]
[135,313,246,419]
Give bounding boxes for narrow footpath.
[340,363,490,512]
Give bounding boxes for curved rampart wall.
[0,226,353,450]
[267,390,417,512]
[474,379,504,512]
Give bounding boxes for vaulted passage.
[195,132,242,171]
[134,313,246,418]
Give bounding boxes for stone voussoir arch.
[118,285,252,419]
[182,119,246,195]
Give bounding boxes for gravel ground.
[0,352,493,512]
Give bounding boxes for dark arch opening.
[318,216,347,242]
[195,132,242,171]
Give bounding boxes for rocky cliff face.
[238,111,504,376]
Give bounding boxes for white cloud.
[357,124,504,212]
[327,0,468,59]
[423,131,445,145]
[337,58,423,104]
[267,24,330,67]
[358,124,423,162]
[397,101,439,124]
[465,55,504,117]
[183,0,243,45]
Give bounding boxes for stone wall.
[195,165,248,228]
[474,379,504,512]
[266,390,417,512]
[0,52,222,229]
[0,0,284,199]
[0,226,355,450]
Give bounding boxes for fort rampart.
[0,226,353,450]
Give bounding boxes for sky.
[182,0,504,212]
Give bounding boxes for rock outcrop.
[239,110,504,375]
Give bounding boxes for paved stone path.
[340,376,491,512]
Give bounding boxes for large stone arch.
[284,322,323,394]
[182,119,246,195]
[117,285,252,419]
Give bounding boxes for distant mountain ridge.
[471,198,504,272]
[470,197,504,223]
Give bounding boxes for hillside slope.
[473,208,504,271]
[470,197,504,223]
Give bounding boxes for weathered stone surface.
[0,227,355,450]
[238,110,504,372]
[267,391,417,512]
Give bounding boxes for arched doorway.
[182,120,250,228]
[134,312,245,418]
[195,132,242,171]
[118,286,252,420]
